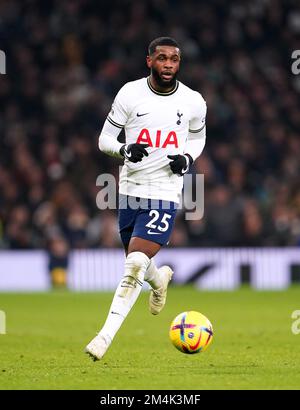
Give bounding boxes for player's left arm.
[168,93,207,175]
[185,92,207,163]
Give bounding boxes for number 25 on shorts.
[146,210,172,233]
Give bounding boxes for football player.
[85,37,207,360]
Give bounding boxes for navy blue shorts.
[118,194,178,247]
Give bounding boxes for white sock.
[99,251,150,343]
[144,258,163,290]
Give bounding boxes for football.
[169,311,213,354]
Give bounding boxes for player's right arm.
[98,85,149,162]
[98,85,127,159]
[98,119,124,159]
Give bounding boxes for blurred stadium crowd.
[1,0,300,250]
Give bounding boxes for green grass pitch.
[0,286,300,390]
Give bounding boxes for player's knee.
[124,251,150,283]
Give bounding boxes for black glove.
[120,143,149,163]
[167,154,193,176]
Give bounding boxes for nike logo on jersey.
[147,229,162,235]
[137,112,149,117]
[124,149,132,158]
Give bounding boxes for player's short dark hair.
[148,37,180,55]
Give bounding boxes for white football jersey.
[107,77,206,203]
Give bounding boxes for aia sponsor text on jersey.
[136,128,178,148]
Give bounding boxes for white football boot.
[85,334,111,361]
[149,266,173,315]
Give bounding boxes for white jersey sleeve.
[185,92,207,162]
[98,120,123,158]
[98,84,130,158]
[189,92,207,133]
[107,84,130,128]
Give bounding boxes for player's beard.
[151,66,178,90]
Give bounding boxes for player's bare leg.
[127,236,161,258]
